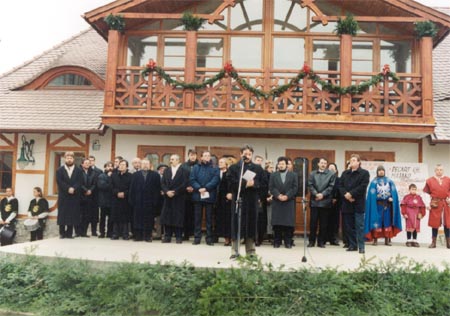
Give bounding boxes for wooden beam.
[311,16,427,23]
[120,13,224,21]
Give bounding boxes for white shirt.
[171,164,181,179]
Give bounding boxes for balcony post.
[340,34,352,115]
[420,37,433,119]
[184,31,198,110]
[104,30,122,112]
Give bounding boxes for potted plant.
[334,14,359,36]
[181,12,205,31]
[104,14,126,33]
[414,21,438,38]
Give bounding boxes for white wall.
[422,140,450,174]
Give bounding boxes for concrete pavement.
[0,237,449,271]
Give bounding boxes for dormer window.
[18,66,104,91]
[47,74,93,87]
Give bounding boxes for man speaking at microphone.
[228,145,264,258]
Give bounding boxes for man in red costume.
[423,164,450,249]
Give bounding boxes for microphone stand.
[233,157,246,258]
[302,158,308,263]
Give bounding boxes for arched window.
[47,74,93,87]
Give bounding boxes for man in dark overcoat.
[160,154,189,243]
[129,159,161,242]
[228,145,264,258]
[97,161,114,238]
[269,156,298,248]
[77,158,98,237]
[111,159,132,240]
[338,154,370,254]
[56,151,83,239]
[190,150,220,245]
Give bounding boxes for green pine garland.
[104,14,126,32]
[141,65,399,99]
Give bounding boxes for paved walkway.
[1,237,449,271]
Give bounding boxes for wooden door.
[137,146,185,169]
[285,149,336,234]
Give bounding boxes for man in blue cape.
[364,165,402,245]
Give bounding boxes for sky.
[0,0,449,75]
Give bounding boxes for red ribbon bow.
[302,63,311,75]
[146,59,157,70]
[224,61,234,74]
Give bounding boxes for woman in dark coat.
[111,160,132,240]
[215,157,234,246]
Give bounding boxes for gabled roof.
[0,29,107,133]
[84,0,450,44]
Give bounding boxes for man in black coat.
[129,159,161,242]
[307,157,336,248]
[160,154,189,243]
[269,157,298,248]
[338,154,370,254]
[111,159,132,240]
[181,149,198,240]
[56,151,83,239]
[77,158,98,237]
[228,145,264,258]
[96,161,114,238]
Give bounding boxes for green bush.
[0,255,448,316]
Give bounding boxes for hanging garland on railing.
[141,59,399,99]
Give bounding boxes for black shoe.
[230,254,240,259]
[145,237,152,243]
[206,241,214,246]
[192,240,201,245]
[123,236,129,240]
[359,249,365,254]
[98,234,105,239]
[183,236,190,241]
[307,242,315,247]
[285,244,292,249]
[346,247,357,251]
[59,235,65,239]
[162,238,171,243]
[74,234,81,238]
[317,243,325,248]
[91,233,98,237]
[111,236,119,240]
[330,241,340,246]
[176,239,182,244]
[81,235,90,238]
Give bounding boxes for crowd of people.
[1,147,449,257]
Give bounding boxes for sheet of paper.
[243,170,256,181]
[201,191,210,199]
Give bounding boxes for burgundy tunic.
[423,177,450,228]
[400,194,426,232]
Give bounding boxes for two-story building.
[0,0,449,237]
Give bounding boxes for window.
[273,38,305,69]
[47,74,92,87]
[0,151,13,192]
[352,41,373,73]
[313,40,340,72]
[274,0,307,32]
[230,37,262,69]
[164,38,186,68]
[137,146,185,169]
[127,36,158,67]
[380,40,412,73]
[197,38,224,68]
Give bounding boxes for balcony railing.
[113,67,423,118]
